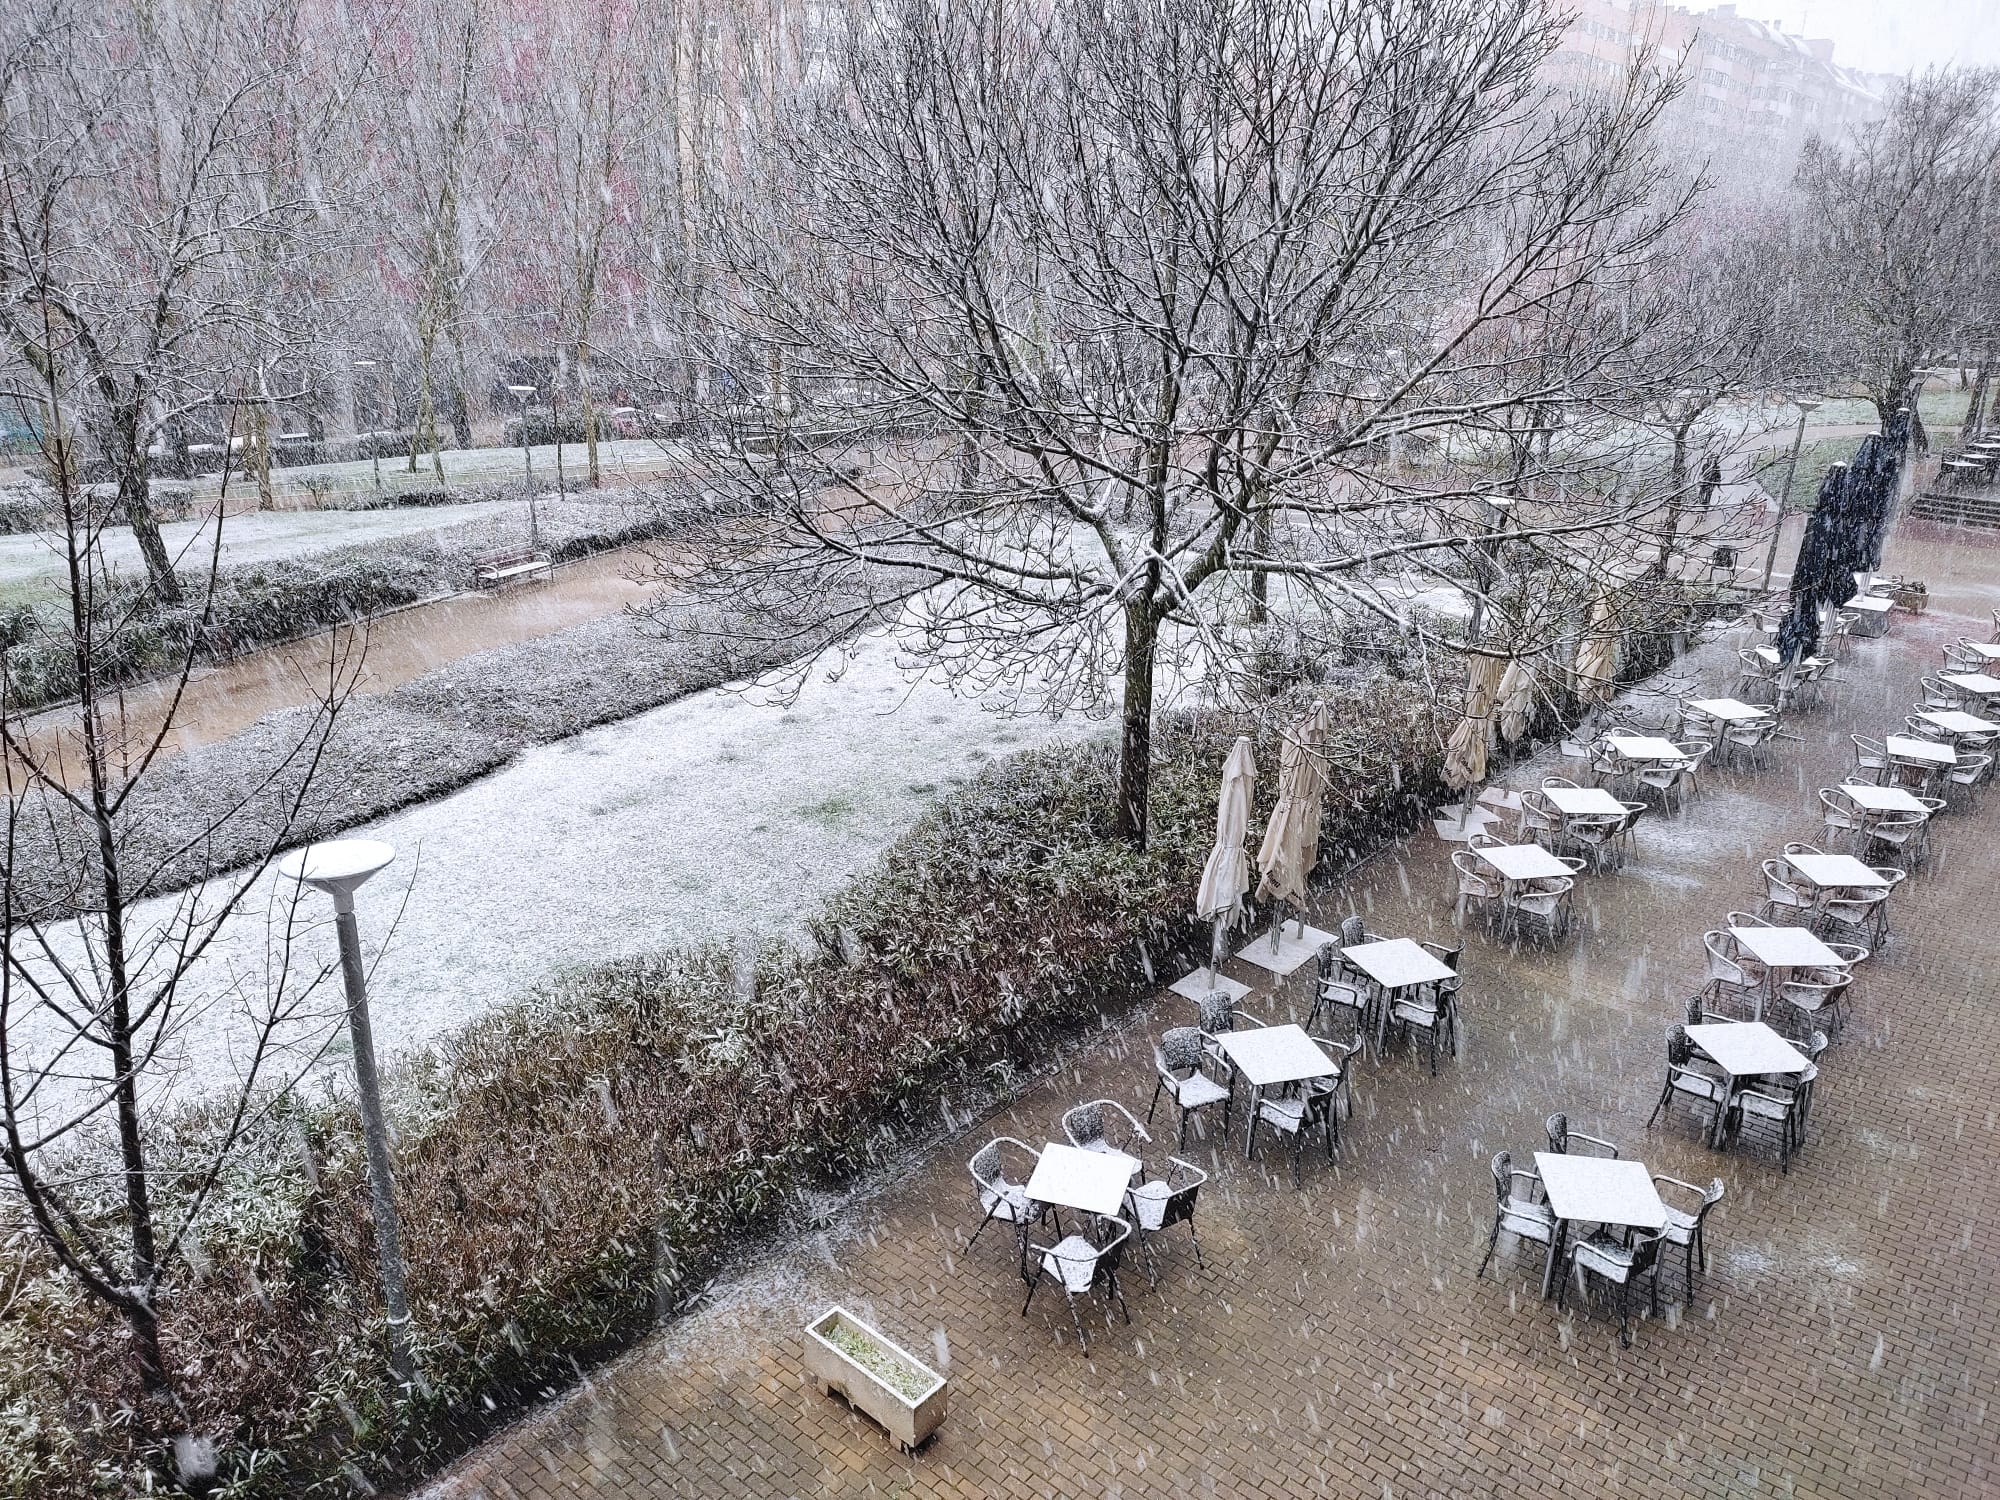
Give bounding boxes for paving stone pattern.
[423,541,2000,1499]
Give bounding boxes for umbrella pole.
[1205,914,1227,985]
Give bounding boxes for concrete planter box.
[803,1306,947,1451]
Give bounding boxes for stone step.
[1910,489,2000,529]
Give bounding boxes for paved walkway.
[419,540,2000,1499]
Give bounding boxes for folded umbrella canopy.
[1443,651,1506,793]
[1256,702,1334,926]
[1194,735,1257,977]
[1574,597,1619,707]
[1496,655,1537,743]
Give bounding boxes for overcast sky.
[1751,1,2000,75]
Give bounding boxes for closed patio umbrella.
[1443,651,1505,793]
[1256,701,1333,941]
[1194,735,1256,980]
[1496,655,1537,743]
[1575,597,1619,706]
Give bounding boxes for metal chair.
[1646,1025,1728,1138]
[1727,1064,1816,1173]
[1148,1027,1232,1147]
[1248,1079,1341,1187]
[1700,930,1760,1009]
[967,1136,1049,1253]
[1310,944,1372,1037]
[1021,1216,1133,1351]
[1561,1227,1667,1347]
[1653,1176,1725,1302]
[1509,876,1573,944]
[1476,1150,1555,1280]
[1851,735,1889,783]
[1388,983,1458,1075]
[1544,1111,1619,1158]
[1815,787,1865,852]
[1451,850,1503,927]
[1123,1157,1207,1284]
[1759,859,1814,923]
[1062,1098,1151,1159]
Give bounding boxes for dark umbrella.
[1776,408,1912,663]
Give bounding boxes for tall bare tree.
[651,0,1693,844]
[1793,67,2000,438]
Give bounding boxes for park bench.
[473,547,553,590]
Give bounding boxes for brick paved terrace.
[421,533,2000,1500]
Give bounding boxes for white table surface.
[1025,1143,1138,1217]
[1842,781,1929,812]
[1341,938,1455,990]
[1729,924,1840,968]
[1753,646,1830,668]
[1916,709,1999,735]
[1473,843,1573,880]
[1965,642,2000,660]
[1684,697,1769,722]
[1532,1154,1668,1230]
[1605,734,1683,761]
[1212,1024,1338,1090]
[1941,672,2000,696]
[1842,594,1892,612]
[1541,785,1626,816]
[1785,853,1888,889]
[1686,1021,1810,1078]
[1886,735,1956,766]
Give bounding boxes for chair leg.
[1187,1221,1205,1272]
[1065,1292,1088,1352]
[968,1204,998,1250]
[1022,1275,1039,1317]
[1146,1078,1164,1125]
[1176,1105,1189,1151]
[1477,1219,1501,1279]
[1618,1282,1632,1348]
[1109,1271,1131,1325]
[1646,1081,1670,1129]
[1291,1135,1303,1189]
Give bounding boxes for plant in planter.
[803,1307,947,1451]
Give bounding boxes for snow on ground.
[0,500,528,596]
[11,632,1103,1110]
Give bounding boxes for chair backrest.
[1852,734,1886,768]
[1196,994,1238,1034]
[1339,915,1366,947]
[1545,1112,1571,1152]
[1091,1217,1132,1278]
[1158,1160,1206,1229]
[1819,787,1859,825]
[1782,841,1823,858]
[1421,939,1462,972]
[1703,930,1745,981]
[1627,1229,1667,1274]
[971,1135,1034,1191]
[1666,1024,1694,1067]
[1160,1025,1207,1075]
[1489,1150,1512,1207]
[1063,1100,1107,1150]
[1698,1179,1726,1219]
[1543,775,1579,790]
[1824,940,1871,966]
[1806,1030,1829,1061]
[1762,860,1802,900]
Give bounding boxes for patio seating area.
[424,578,2000,1499]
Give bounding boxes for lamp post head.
[280,839,396,911]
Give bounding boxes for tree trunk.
[113,407,181,604]
[580,337,600,488]
[1114,599,1158,848]
[1652,420,1691,579]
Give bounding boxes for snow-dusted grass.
[19,634,1100,1104]
[0,500,526,597]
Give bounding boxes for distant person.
[1698,452,1722,507]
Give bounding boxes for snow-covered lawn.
[11,633,1102,1111]
[0,500,528,596]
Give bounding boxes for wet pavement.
[415,528,2000,1498]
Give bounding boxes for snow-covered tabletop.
[1885,735,1955,767]
[1842,782,1929,812]
[1728,924,1839,969]
[1026,1143,1139,1217]
[1914,709,1998,736]
[1604,734,1683,761]
[1473,843,1572,881]
[1213,1024,1338,1090]
[1533,1154,1667,1231]
[1684,697,1769,722]
[1541,785,1625,816]
[1785,854,1888,890]
[1686,1021,1809,1078]
[1341,938,1454,991]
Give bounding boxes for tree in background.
[1793,67,1999,440]
[651,0,1694,846]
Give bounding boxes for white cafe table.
[1685,1022,1810,1146]
[1753,646,1830,669]
[1885,734,1956,768]
[1212,1024,1338,1158]
[1531,1154,1668,1299]
[1342,940,1456,1050]
[1604,734,1683,762]
[1472,843,1572,882]
[1541,785,1627,817]
[1914,709,1999,738]
[1841,782,1927,814]
[1963,642,2000,662]
[1728,925,1839,1017]
[1025,1142,1140,1219]
[1842,594,1892,613]
[1684,697,1769,724]
[1784,853,1888,894]
[1941,672,2000,699]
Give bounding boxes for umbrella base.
[1168,970,1252,1003]
[1238,924,1337,976]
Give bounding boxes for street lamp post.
[507,383,540,551]
[279,839,414,1385]
[1761,398,1821,588]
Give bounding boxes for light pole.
[279,838,414,1385]
[1761,398,1820,588]
[507,383,540,551]
[353,359,383,498]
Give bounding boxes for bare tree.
[1793,67,2000,438]
[0,0,358,1430]
[650,0,1693,844]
